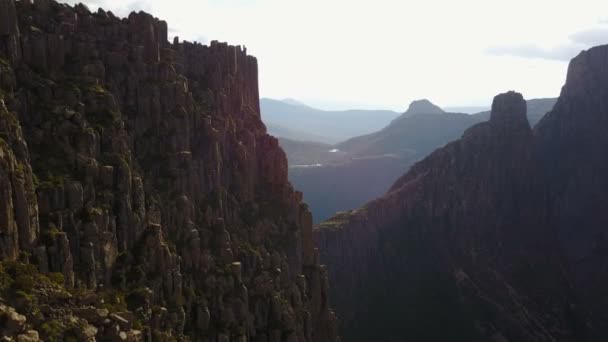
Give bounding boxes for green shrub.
[48,272,65,286]
[41,225,61,245]
[100,289,127,313]
[40,320,64,342]
[0,263,14,293]
[14,274,35,293]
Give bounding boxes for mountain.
[281,98,310,107]
[287,101,482,223]
[0,1,338,341]
[266,122,334,144]
[314,45,608,341]
[260,98,400,144]
[337,100,483,158]
[444,105,490,114]
[287,97,556,223]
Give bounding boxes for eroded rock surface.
[0,1,338,341]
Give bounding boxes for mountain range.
[261,98,400,144]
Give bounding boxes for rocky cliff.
[0,1,338,341]
[315,45,608,341]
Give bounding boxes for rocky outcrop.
[0,95,39,261]
[404,99,445,115]
[315,46,608,341]
[0,1,338,341]
[535,44,608,336]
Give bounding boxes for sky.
[64,0,608,111]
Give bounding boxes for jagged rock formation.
[315,45,608,341]
[475,97,557,127]
[0,1,338,341]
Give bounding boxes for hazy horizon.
[64,0,608,111]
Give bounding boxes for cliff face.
[535,45,608,335]
[0,1,338,341]
[315,46,608,341]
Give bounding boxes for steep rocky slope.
[314,45,608,341]
[0,1,338,341]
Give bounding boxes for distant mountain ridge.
[261,98,400,143]
[337,103,481,159]
[444,105,490,114]
[266,122,335,144]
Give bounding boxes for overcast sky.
[64,0,608,110]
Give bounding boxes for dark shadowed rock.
[0,0,19,36]
[489,91,529,130]
[315,64,608,341]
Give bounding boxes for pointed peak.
[406,99,444,115]
[489,91,530,130]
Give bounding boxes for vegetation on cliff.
[0,0,338,340]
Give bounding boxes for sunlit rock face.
[0,0,339,340]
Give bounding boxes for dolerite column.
[128,11,161,63]
[0,0,21,62]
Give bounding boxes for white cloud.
[486,44,584,61]
[59,0,608,109]
[487,24,608,61]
